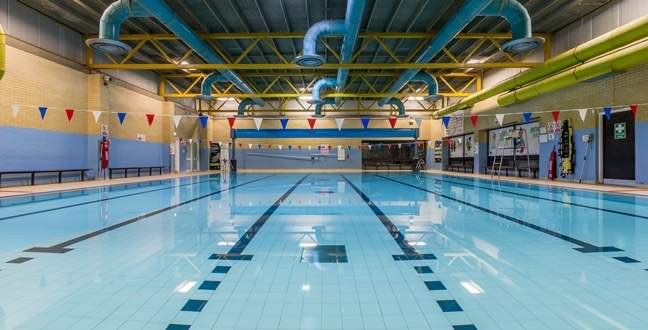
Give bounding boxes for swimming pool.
[1,172,647,329]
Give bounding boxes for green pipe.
[436,15,648,116]
[0,24,5,81]
[498,38,648,106]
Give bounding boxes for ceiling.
[19,0,611,101]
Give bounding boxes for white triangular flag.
[172,115,182,128]
[11,105,20,118]
[92,111,101,123]
[248,143,253,149]
[335,118,345,131]
[495,114,505,126]
[415,117,423,128]
[578,108,588,122]
[278,145,283,150]
[253,117,263,130]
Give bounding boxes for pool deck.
[1,169,648,198]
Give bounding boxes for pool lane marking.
[0,176,221,222]
[426,173,648,221]
[210,175,309,260]
[21,175,274,255]
[341,175,436,260]
[342,175,475,328]
[375,174,623,254]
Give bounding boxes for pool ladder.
[491,128,531,179]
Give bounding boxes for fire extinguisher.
[548,146,556,180]
[100,136,111,170]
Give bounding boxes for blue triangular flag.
[117,112,126,125]
[442,116,450,128]
[199,115,208,128]
[280,118,289,129]
[361,117,370,129]
[38,106,47,120]
[288,145,292,150]
[523,112,532,123]
[603,107,612,120]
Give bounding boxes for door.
[603,110,635,184]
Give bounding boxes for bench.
[448,158,474,173]
[0,169,90,187]
[485,160,539,178]
[108,166,165,179]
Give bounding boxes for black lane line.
[341,175,436,261]
[210,175,309,260]
[0,176,220,222]
[426,173,648,220]
[375,174,623,254]
[22,175,274,254]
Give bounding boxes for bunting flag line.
[495,114,504,127]
[578,108,588,122]
[523,112,532,124]
[280,118,289,129]
[227,116,236,129]
[65,109,75,122]
[388,116,397,129]
[38,106,48,120]
[335,118,345,131]
[603,106,612,120]
[117,112,127,125]
[630,104,638,116]
[361,117,370,129]
[11,105,20,118]
[253,117,263,130]
[470,114,478,127]
[307,117,317,129]
[173,115,182,128]
[199,115,208,128]
[551,110,560,122]
[146,113,155,126]
[441,116,450,128]
[93,111,102,123]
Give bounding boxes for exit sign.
[614,122,626,139]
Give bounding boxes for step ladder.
[491,128,531,179]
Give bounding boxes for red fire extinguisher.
[548,146,556,180]
[100,136,111,170]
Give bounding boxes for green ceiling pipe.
[436,15,648,116]
[498,39,648,106]
[0,24,5,80]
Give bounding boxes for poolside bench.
[0,169,90,187]
[108,166,165,179]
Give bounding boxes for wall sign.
[614,122,626,139]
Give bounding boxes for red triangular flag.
[388,116,397,128]
[65,108,75,121]
[227,117,236,128]
[307,117,316,129]
[470,115,478,127]
[146,114,155,126]
[630,104,638,116]
[551,110,560,122]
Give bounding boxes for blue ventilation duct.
[314,99,335,117]
[378,0,540,106]
[198,72,227,100]
[237,99,255,117]
[87,0,263,106]
[410,72,440,101]
[298,0,366,105]
[383,98,406,117]
[309,78,337,104]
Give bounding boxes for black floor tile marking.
[166,324,190,330]
[341,175,432,260]
[181,299,207,312]
[198,281,220,290]
[376,175,623,254]
[614,256,640,263]
[414,266,434,274]
[437,299,463,312]
[6,257,33,264]
[0,177,219,222]
[300,245,348,263]
[428,174,648,221]
[425,281,446,291]
[212,266,231,273]
[453,325,478,330]
[210,175,309,260]
[22,175,273,254]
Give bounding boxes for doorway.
[602,110,635,185]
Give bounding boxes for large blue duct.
[383,98,406,117]
[297,0,366,105]
[309,78,337,104]
[314,99,336,117]
[237,99,255,117]
[410,72,440,101]
[87,0,263,106]
[378,0,541,106]
[198,72,227,100]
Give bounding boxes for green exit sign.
[614,122,626,139]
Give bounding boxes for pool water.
[1,172,648,330]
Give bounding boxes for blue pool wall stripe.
[236,148,362,170]
[635,121,648,184]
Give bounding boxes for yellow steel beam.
[90,62,539,70]
[161,71,480,78]
[161,92,471,98]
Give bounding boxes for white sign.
[101,124,109,137]
[337,147,346,160]
[136,133,146,142]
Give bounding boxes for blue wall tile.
[635,122,648,184]
[539,127,597,183]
